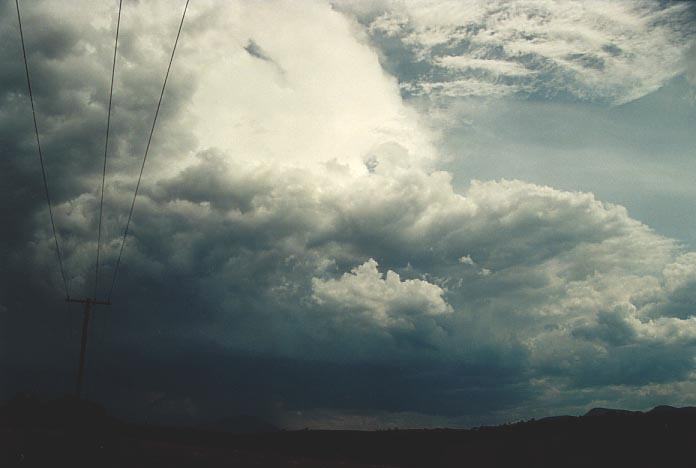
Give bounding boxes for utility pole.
[66,297,111,399]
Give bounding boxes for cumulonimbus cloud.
[3,0,696,422]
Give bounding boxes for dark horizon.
[4,394,696,467]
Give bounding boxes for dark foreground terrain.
[2,394,696,467]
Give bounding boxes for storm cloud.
[2,0,696,428]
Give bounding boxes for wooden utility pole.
[66,297,111,399]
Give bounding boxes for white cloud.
[663,253,696,292]
[345,0,694,103]
[458,255,475,266]
[181,0,435,175]
[435,56,532,76]
[312,258,452,327]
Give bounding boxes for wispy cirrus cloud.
[339,0,695,103]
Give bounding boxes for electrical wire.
[94,0,123,300]
[108,0,190,302]
[15,0,70,299]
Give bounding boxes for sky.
[1,0,696,429]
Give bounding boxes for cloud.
[3,0,696,425]
[244,39,273,63]
[312,258,452,326]
[686,43,696,86]
[458,255,475,266]
[338,0,696,104]
[120,151,696,375]
[182,0,435,174]
[435,56,532,76]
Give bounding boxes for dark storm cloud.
[4,0,696,429]
[46,346,530,425]
[0,0,198,388]
[0,0,197,292]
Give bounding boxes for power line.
[17,0,190,400]
[108,0,190,302]
[94,0,123,300]
[15,0,70,299]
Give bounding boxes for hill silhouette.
[2,394,696,467]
